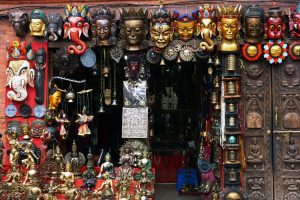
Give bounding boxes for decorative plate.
[288,41,300,60]
[110,47,124,63]
[33,105,46,118]
[146,49,161,64]
[19,104,32,118]
[197,158,213,173]
[242,43,262,61]
[263,39,288,64]
[179,46,194,62]
[80,48,96,68]
[5,103,17,118]
[163,46,178,61]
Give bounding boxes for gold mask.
[175,20,195,41]
[49,89,62,110]
[226,192,241,200]
[151,24,173,49]
[30,19,45,36]
[124,19,146,51]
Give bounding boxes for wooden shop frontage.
[0,0,299,199]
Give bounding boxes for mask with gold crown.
[217,3,242,52]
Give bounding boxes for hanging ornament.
[5,102,17,118]
[65,83,75,103]
[80,48,96,68]
[146,49,161,64]
[110,46,124,63]
[163,45,178,61]
[263,40,288,64]
[288,41,300,60]
[179,46,194,62]
[242,43,263,61]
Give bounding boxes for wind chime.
[99,48,117,113]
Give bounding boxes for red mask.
[264,17,285,39]
[290,13,300,37]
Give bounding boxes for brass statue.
[64,140,86,176]
[59,162,75,193]
[53,145,64,169]
[5,165,21,185]
[23,164,39,186]
[225,192,241,200]
[29,9,46,36]
[119,7,148,51]
[21,119,31,140]
[93,174,114,199]
[22,142,38,169]
[90,6,116,46]
[97,152,114,179]
[139,150,152,172]
[116,178,131,200]
[6,127,21,167]
[217,4,242,52]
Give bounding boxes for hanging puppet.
[63,4,90,55]
[147,0,173,65]
[216,3,242,52]
[263,7,288,64]
[76,106,94,136]
[241,5,264,61]
[55,110,70,139]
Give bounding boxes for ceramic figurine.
[29,9,47,36]
[217,3,242,51]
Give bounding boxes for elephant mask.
[290,3,300,38]
[9,11,29,37]
[63,4,90,55]
[6,60,35,102]
[197,4,216,52]
[46,12,63,41]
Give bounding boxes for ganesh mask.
[6,60,34,102]
[64,4,90,55]
[264,7,285,40]
[46,12,63,41]
[9,11,29,37]
[197,4,216,52]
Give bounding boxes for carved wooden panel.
[273,59,300,199]
[242,59,273,200]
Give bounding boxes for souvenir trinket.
[289,3,300,38]
[90,6,116,46]
[146,48,161,64]
[217,3,242,52]
[46,12,63,41]
[110,47,124,63]
[53,49,79,73]
[179,46,194,62]
[264,7,285,40]
[29,9,46,37]
[197,4,216,52]
[9,11,29,37]
[289,41,300,60]
[80,48,96,68]
[33,105,46,118]
[242,5,264,43]
[48,84,63,111]
[264,40,288,64]
[5,102,17,118]
[76,106,94,136]
[242,43,262,61]
[64,140,86,175]
[225,54,237,71]
[63,4,90,55]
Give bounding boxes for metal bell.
[160,58,166,65]
[228,103,235,112]
[98,104,105,113]
[66,83,75,103]
[208,57,213,64]
[227,81,236,95]
[214,56,220,66]
[228,150,237,162]
[229,116,236,127]
[214,76,221,88]
[211,91,217,104]
[215,102,221,110]
[226,54,237,71]
[177,57,181,63]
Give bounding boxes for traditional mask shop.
[0,0,299,199]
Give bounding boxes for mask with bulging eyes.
[9,11,30,37]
